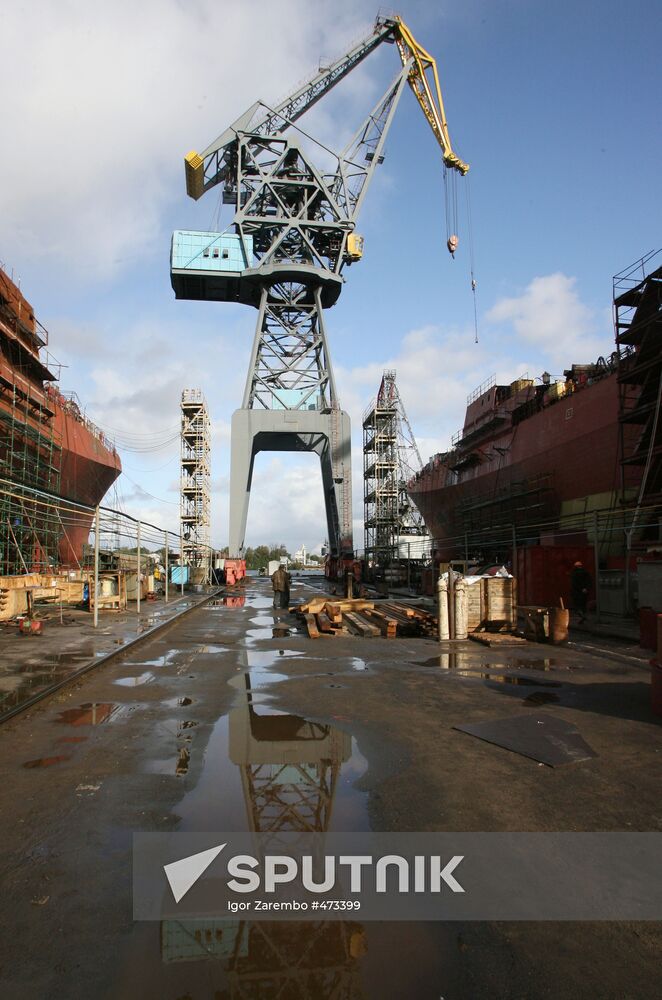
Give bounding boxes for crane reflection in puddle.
[160,671,367,997]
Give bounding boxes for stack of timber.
[292,597,437,640]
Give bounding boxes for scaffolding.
[615,250,662,509]
[0,369,62,576]
[180,388,211,581]
[363,370,427,569]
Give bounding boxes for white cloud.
[485,273,610,368]
[338,323,492,453]
[0,0,375,281]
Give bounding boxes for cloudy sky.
[1,0,659,553]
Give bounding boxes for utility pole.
[93,506,100,629]
[180,523,184,596]
[164,530,169,603]
[136,520,141,615]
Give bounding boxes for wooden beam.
[303,613,321,639]
[316,612,337,635]
[324,599,375,615]
[323,603,343,624]
[344,612,379,637]
[363,608,397,639]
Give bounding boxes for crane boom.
[185,14,468,201]
[393,18,469,175]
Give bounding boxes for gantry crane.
[171,13,468,559]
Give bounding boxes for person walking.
[570,560,592,624]
[271,563,291,609]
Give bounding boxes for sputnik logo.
[164,843,226,903]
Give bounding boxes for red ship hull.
[0,267,121,572]
[408,370,628,559]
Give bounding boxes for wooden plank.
[323,603,343,624]
[303,613,321,639]
[325,599,375,615]
[354,612,382,637]
[364,608,397,639]
[316,612,337,636]
[383,602,417,619]
[298,597,332,614]
[344,612,379,638]
[470,632,527,647]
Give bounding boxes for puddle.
[245,595,276,609]
[55,703,127,726]
[209,596,246,608]
[167,674,370,833]
[351,658,368,671]
[456,672,562,687]
[242,670,290,702]
[246,650,304,669]
[23,755,71,768]
[245,628,272,640]
[114,672,156,687]
[176,747,190,775]
[195,644,229,654]
[122,650,180,668]
[414,654,570,673]
[524,691,561,705]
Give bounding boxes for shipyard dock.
[0,576,660,999]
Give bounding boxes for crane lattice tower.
[180,389,210,577]
[363,370,427,566]
[171,15,467,558]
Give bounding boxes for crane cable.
[443,164,459,254]
[443,165,479,344]
[465,175,479,344]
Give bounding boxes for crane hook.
[447,234,459,256]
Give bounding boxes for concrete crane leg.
[229,407,353,558]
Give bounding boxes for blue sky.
[1,0,659,552]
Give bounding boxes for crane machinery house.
[171,231,254,301]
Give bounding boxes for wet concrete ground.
[0,592,209,720]
[0,577,660,999]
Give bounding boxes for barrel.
[549,607,569,644]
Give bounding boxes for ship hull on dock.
[0,267,121,572]
[408,371,626,559]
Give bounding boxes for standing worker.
[570,560,592,624]
[271,562,291,609]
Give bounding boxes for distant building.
[294,544,307,565]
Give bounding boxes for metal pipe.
[93,505,100,628]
